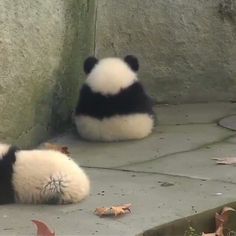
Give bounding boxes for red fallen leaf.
[32,220,55,236]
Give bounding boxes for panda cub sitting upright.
[0,143,90,204]
[75,55,155,141]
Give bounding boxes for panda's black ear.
[124,55,139,72]
[84,56,98,74]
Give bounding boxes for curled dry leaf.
[32,220,55,236]
[215,223,224,236]
[216,207,235,228]
[202,206,236,236]
[94,203,131,217]
[43,143,70,156]
[212,157,236,165]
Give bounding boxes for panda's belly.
[75,114,154,141]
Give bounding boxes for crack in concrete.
[156,112,236,127]
[115,133,236,169]
[82,165,236,185]
[82,165,209,180]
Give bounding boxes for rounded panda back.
[13,150,90,204]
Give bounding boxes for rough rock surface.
[0,0,95,146]
[95,0,236,103]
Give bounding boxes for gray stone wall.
[1,0,236,146]
[95,0,236,103]
[0,0,95,147]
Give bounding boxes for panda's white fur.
[75,56,155,142]
[0,143,90,204]
[85,57,138,95]
[75,114,153,141]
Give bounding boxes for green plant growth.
[184,226,201,236]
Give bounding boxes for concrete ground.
[1,103,236,235]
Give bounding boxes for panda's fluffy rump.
[13,149,90,204]
[75,114,154,141]
[75,81,154,141]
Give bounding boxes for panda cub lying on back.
[0,143,90,204]
[75,55,155,141]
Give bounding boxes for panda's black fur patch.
[0,146,19,204]
[84,56,98,74]
[124,55,139,72]
[75,82,154,119]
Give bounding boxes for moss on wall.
[0,0,96,147]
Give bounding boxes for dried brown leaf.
[215,223,224,236]
[32,220,55,236]
[43,143,70,156]
[202,206,236,236]
[220,207,235,224]
[94,203,131,217]
[215,212,224,229]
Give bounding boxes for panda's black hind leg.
[0,146,19,204]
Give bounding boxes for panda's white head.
[0,143,10,159]
[84,55,139,95]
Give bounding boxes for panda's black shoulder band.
[3,146,20,164]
